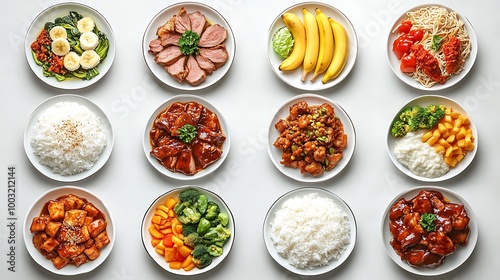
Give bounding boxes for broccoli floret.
[391,105,446,137]
[179,189,200,204]
[205,201,220,220]
[191,244,213,269]
[400,105,426,131]
[390,120,409,137]
[182,223,198,237]
[177,206,201,224]
[422,104,445,129]
[203,224,231,246]
[184,232,203,247]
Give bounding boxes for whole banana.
[279,12,306,71]
[301,8,319,81]
[310,8,334,82]
[322,17,349,83]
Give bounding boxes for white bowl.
[141,185,235,275]
[386,4,477,91]
[24,94,114,182]
[263,187,357,276]
[267,2,358,91]
[23,186,115,276]
[143,94,230,180]
[381,186,478,276]
[267,93,356,182]
[25,2,116,90]
[142,2,236,90]
[386,95,478,182]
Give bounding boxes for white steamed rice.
[30,101,107,176]
[270,192,350,269]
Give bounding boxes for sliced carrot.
[169,261,182,270]
[181,254,192,268]
[163,233,174,247]
[183,263,196,271]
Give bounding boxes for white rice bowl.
[30,101,107,176]
[270,192,351,269]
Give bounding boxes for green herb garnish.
[178,124,197,143]
[431,35,443,51]
[178,30,200,56]
[420,213,437,232]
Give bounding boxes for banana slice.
[77,17,95,33]
[51,38,70,56]
[80,50,100,69]
[63,52,81,71]
[49,26,67,40]
[80,32,99,50]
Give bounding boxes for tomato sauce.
[411,44,447,84]
[443,37,462,74]
[30,29,67,76]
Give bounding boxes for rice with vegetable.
[30,101,107,176]
[270,193,350,269]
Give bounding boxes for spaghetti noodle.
[394,6,471,88]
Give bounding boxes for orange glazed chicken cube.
[48,200,65,220]
[88,219,107,238]
[30,215,50,232]
[44,221,62,237]
[63,210,88,227]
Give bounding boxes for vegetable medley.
[30,11,110,81]
[148,188,231,271]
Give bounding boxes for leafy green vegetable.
[420,213,437,232]
[178,124,197,143]
[272,26,294,59]
[431,35,443,51]
[178,30,200,55]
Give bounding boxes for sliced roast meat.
[186,102,203,123]
[185,55,206,86]
[198,24,228,48]
[154,102,187,134]
[165,56,187,83]
[197,125,226,145]
[172,111,198,136]
[192,139,223,169]
[174,7,191,34]
[160,31,181,47]
[148,38,163,55]
[199,45,229,68]
[175,148,196,175]
[195,54,216,75]
[157,15,176,37]
[198,107,221,132]
[188,11,207,36]
[155,45,183,66]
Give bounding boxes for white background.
[1,0,500,279]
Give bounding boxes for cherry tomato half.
[393,34,413,59]
[409,29,424,42]
[400,54,417,73]
[398,21,412,34]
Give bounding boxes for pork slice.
[188,11,207,36]
[160,31,181,47]
[185,55,206,86]
[198,24,228,47]
[195,54,216,75]
[157,15,176,37]
[148,38,164,55]
[165,56,187,83]
[175,7,191,34]
[155,45,183,66]
[199,44,229,68]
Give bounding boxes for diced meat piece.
[41,237,60,252]
[155,46,183,66]
[30,215,50,232]
[197,125,226,145]
[154,102,187,133]
[165,55,187,83]
[61,194,85,210]
[303,162,323,176]
[64,210,87,227]
[48,200,65,220]
[33,232,48,251]
[188,11,206,36]
[175,148,196,175]
[94,231,110,249]
[160,31,181,47]
[175,7,191,33]
[84,245,101,261]
[148,38,164,55]
[157,15,176,37]
[195,54,216,74]
[186,102,204,123]
[73,253,89,267]
[150,139,185,162]
[199,44,229,68]
[198,24,228,47]
[57,242,85,259]
[185,55,206,86]
[274,119,289,133]
[273,137,291,150]
[83,204,100,218]
[192,139,223,168]
[52,255,69,270]
[45,221,62,237]
[198,107,221,132]
[428,231,456,256]
[57,225,91,244]
[88,219,107,238]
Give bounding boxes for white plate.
[24,94,114,182]
[23,186,115,276]
[267,2,358,91]
[141,185,235,275]
[25,2,116,90]
[143,94,230,180]
[386,95,478,182]
[267,93,356,182]
[142,2,236,90]
[381,186,478,276]
[263,187,356,276]
[386,4,478,91]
